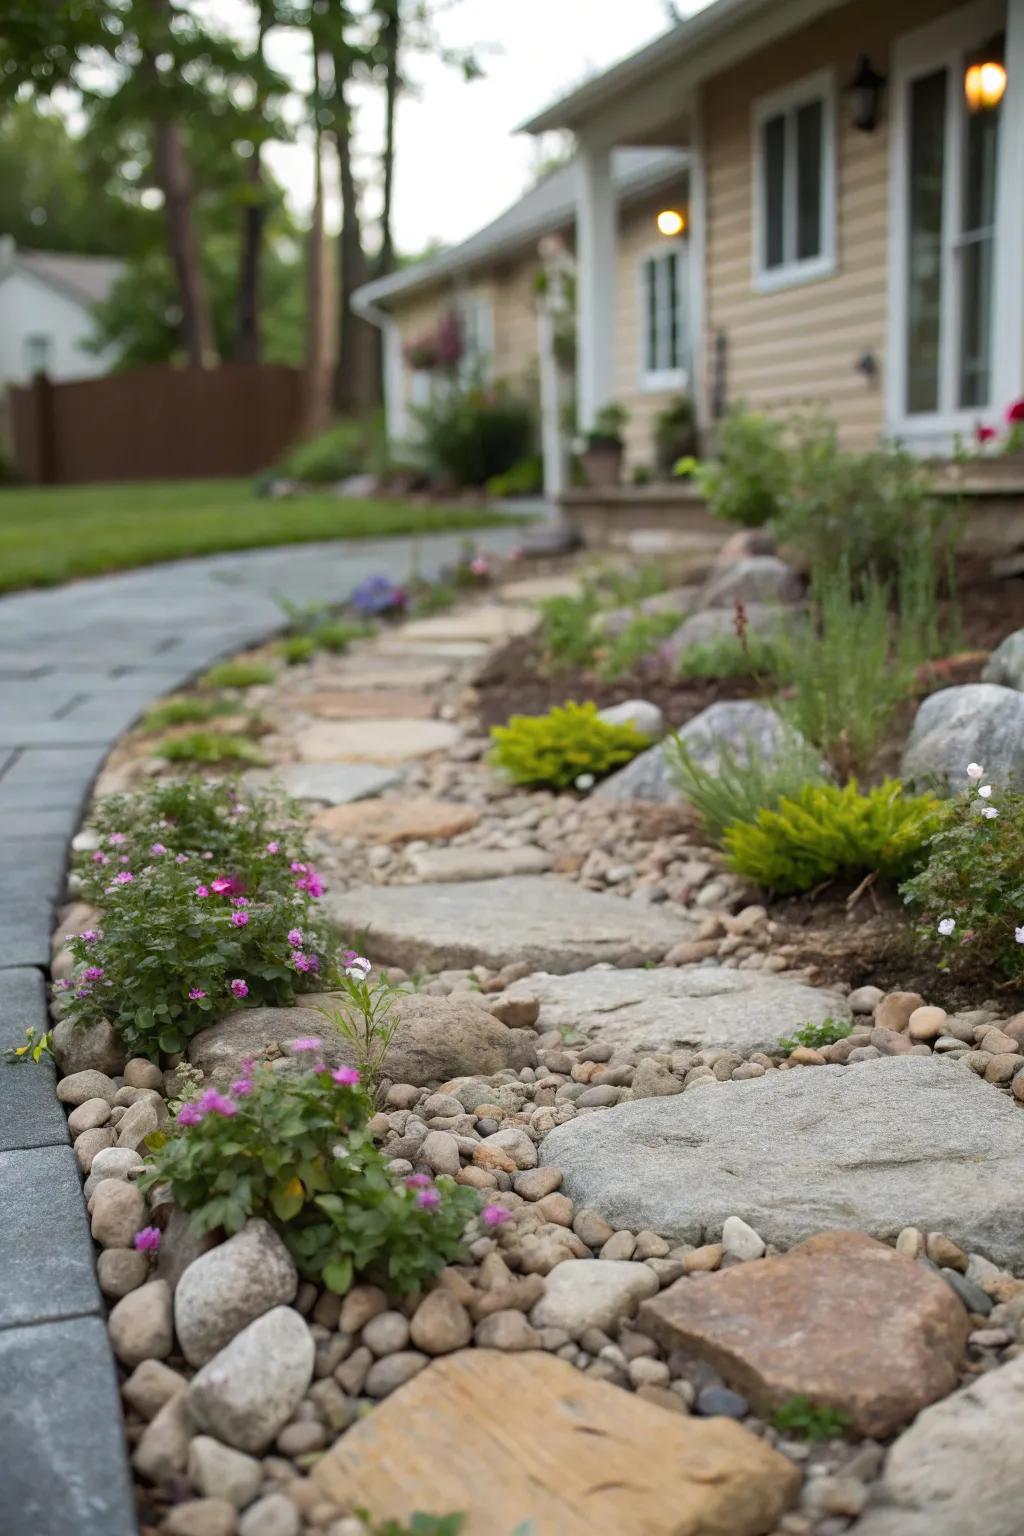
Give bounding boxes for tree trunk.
[303,114,331,435]
[151,117,216,368]
[332,52,381,413]
[377,0,400,280]
[235,2,271,362]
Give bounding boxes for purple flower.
[287,928,303,948]
[195,885,210,899]
[176,1102,202,1126]
[416,1187,441,1211]
[150,842,167,856]
[174,853,189,864]
[196,1088,237,1118]
[266,841,280,854]
[404,1173,432,1189]
[91,851,110,865]
[230,1077,253,1097]
[83,965,105,982]
[481,1204,511,1228]
[332,1065,360,1086]
[290,950,312,973]
[113,870,133,885]
[188,987,207,1001]
[231,911,249,928]
[232,896,250,908]
[230,978,249,999]
[80,929,101,943]
[288,1036,322,1054]
[133,1226,161,1252]
[54,978,73,992]
[107,833,127,846]
[295,867,324,899]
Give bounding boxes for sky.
[206,0,685,257]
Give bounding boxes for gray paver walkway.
[0,521,529,1535]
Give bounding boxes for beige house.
[357,0,1023,489]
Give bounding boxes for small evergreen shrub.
[283,418,371,484]
[665,730,826,845]
[489,701,649,790]
[724,779,941,894]
[140,1058,480,1295]
[778,1018,852,1053]
[142,696,243,732]
[414,383,534,488]
[154,731,268,767]
[901,768,1024,984]
[200,660,276,690]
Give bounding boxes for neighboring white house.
[0,236,124,385]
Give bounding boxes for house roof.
[5,245,125,309]
[352,146,688,312]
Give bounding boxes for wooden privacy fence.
[10,362,320,484]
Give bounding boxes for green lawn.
[0,478,521,594]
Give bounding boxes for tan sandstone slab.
[394,604,539,643]
[295,719,461,764]
[297,690,438,721]
[311,1349,798,1536]
[313,797,481,845]
[639,1231,968,1439]
[323,662,452,690]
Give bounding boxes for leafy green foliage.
[489,702,649,790]
[778,1018,852,1053]
[2,1026,54,1065]
[283,420,375,485]
[665,729,826,845]
[770,1397,851,1442]
[597,610,679,680]
[677,631,787,680]
[278,635,318,665]
[901,780,1024,983]
[413,383,535,488]
[485,454,543,498]
[318,968,407,1096]
[142,695,243,732]
[692,409,792,527]
[200,660,276,690]
[538,594,598,672]
[141,1065,480,1296]
[724,780,942,894]
[538,564,675,677]
[154,730,267,767]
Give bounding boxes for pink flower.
[332,1065,360,1086]
[83,966,105,982]
[288,1036,322,1054]
[195,885,210,899]
[404,1173,432,1189]
[232,896,250,908]
[113,871,133,885]
[230,1077,253,1097]
[291,951,312,972]
[91,851,110,866]
[107,833,126,846]
[295,866,324,898]
[133,1226,161,1252]
[287,928,303,947]
[231,911,249,928]
[175,853,189,864]
[416,1187,441,1211]
[481,1204,511,1227]
[210,877,232,894]
[230,978,249,999]
[150,842,167,855]
[176,1103,202,1126]
[196,1088,237,1118]
[1007,399,1024,424]
[80,929,101,943]
[290,861,307,874]
[470,555,489,577]
[266,841,280,854]
[188,987,207,1001]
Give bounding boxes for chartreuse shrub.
[155,730,268,767]
[489,701,649,790]
[901,768,1024,984]
[724,779,942,895]
[665,729,826,845]
[142,695,243,732]
[140,1055,481,1296]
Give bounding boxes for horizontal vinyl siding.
[703,0,964,447]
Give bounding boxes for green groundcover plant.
[489,701,650,790]
[777,1018,852,1053]
[901,763,1024,984]
[724,779,941,895]
[665,729,826,846]
[141,1053,490,1296]
[200,659,277,690]
[154,730,268,767]
[142,696,243,732]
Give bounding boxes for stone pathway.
[0,522,528,1536]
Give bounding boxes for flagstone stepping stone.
[373,638,490,660]
[326,876,692,973]
[295,690,438,720]
[408,845,553,882]
[311,1349,799,1536]
[852,1353,1024,1536]
[295,718,461,764]
[500,575,583,602]
[540,1056,1024,1267]
[246,763,401,805]
[638,1231,967,1438]
[504,966,849,1056]
[313,796,481,845]
[323,662,452,690]
[395,604,539,644]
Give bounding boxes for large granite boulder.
[540,1056,1024,1267]
[901,684,1024,794]
[661,602,796,670]
[700,555,802,609]
[981,629,1024,691]
[503,966,849,1056]
[595,700,803,804]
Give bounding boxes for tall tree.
[234,0,274,362]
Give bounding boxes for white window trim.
[453,291,495,384]
[885,0,1007,448]
[751,67,837,294]
[636,239,690,393]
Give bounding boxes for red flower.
[975,424,997,444]
[1006,399,1024,424]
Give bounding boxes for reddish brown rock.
[313,797,481,845]
[638,1231,968,1438]
[874,992,925,1032]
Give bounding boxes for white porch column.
[382,317,408,445]
[993,0,1024,409]
[688,85,708,436]
[576,142,617,432]
[537,238,572,498]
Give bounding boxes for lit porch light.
[964,58,1007,111]
[656,208,686,237]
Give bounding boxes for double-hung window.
[638,243,689,390]
[753,70,836,291]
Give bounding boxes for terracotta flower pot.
[580,442,624,488]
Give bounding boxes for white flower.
[978,784,993,798]
[982,806,998,819]
[575,773,596,791]
[967,762,984,780]
[937,917,956,937]
[1016,927,1024,945]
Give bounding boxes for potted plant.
[580,403,627,487]
[655,395,698,476]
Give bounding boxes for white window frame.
[453,292,495,384]
[886,0,1007,448]
[751,68,837,293]
[636,239,690,392]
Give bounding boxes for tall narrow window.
[639,245,689,389]
[754,72,835,288]
[959,83,1000,407]
[906,70,947,414]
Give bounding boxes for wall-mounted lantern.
[656,208,686,237]
[964,47,1007,111]
[847,55,886,131]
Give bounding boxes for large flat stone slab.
[296,689,438,720]
[323,661,453,690]
[541,1056,1024,1267]
[312,1348,799,1536]
[853,1354,1024,1536]
[639,1231,967,1438]
[505,966,849,1056]
[395,604,539,643]
[326,877,692,973]
[313,796,481,845]
[408,845,554,882]
[246,762,401,805]
[295,718,462,764]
